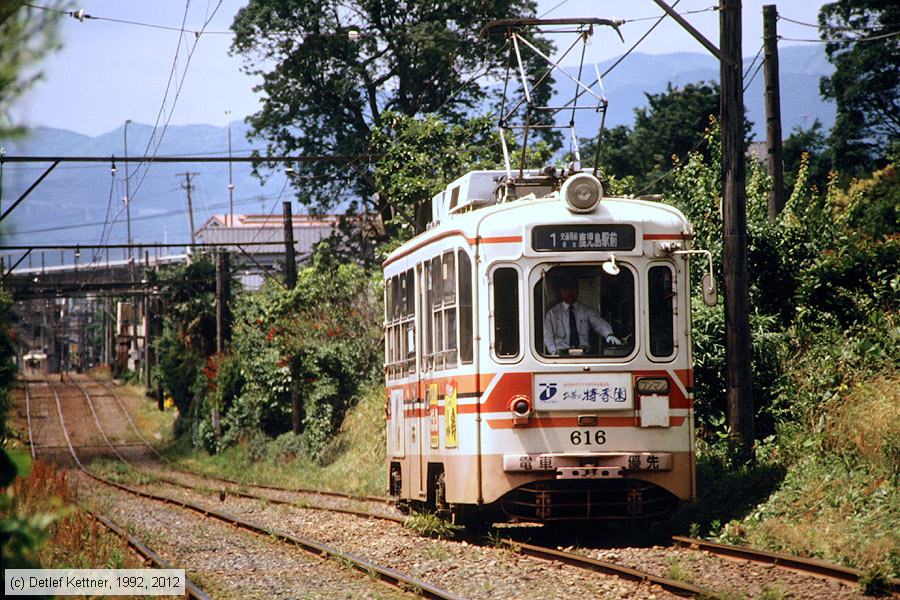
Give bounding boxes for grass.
[709,362,900,584]
[123,383,177,448]
[403,511,461,540]
[89,458,159,485]
[665,557,695,583]
[1,459,144,570]
[161,385,388,497]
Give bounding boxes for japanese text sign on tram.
[533,372,633,411]
[532,225,635,252]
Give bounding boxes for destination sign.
[532,225,636,252]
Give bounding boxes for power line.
[743,43,763,80]
[0,155,369,163]
[23,2,233,35]
[600,0,684,81]
[777,13,891,33]
[14,193,272,236]
[743,56,764,92]
[779,30,900,43]
[621,5,719,24]
[129,1,225,203]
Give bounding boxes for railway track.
[26,377,890,599]
[84,376,393,506]
[672,536,900,596]
[25,378,465,600]
[85,509,212,600]
[73,378,718,597]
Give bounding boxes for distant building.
[196,213,338,289]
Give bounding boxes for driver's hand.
[605,335,622,346]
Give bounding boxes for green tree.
[149,256,218,431]
[229,0,553,244]
[585,82,750,192]
[819,0,900,172]
[367,112,554,247]
[0,2,63,138]
[782,120,831,194]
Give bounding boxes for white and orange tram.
[383,168,714,524]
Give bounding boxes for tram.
[383,168,715,523]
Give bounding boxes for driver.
[543,276,622,355]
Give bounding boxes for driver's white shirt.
[543,301,614,354]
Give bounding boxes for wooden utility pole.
[179,173,199,246]
[213,251,230,437]
[282,201,297,289]
[143,251,151,391]
[763,4,785,222]
[721,0,754,461]
[282,200,301,434]
[651,0,755,462]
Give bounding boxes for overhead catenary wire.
[778,30,900,43]
[23,2,233,35]
[743,56,764,92]
[777,13,892,33]
[598,0,684,82]
[743,43,763,80]
[129,1,225,203]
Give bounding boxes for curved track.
[25,378,463,600]
[30,377,893,599]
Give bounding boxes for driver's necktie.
[568,305,578,348]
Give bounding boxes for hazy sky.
[15,0,829,136]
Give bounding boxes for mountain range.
[0,45,834,264]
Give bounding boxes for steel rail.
[86,376,392,505]
[74,378,400,523]
[84,509,212,600]
[502,539,711,597]
[23,379,35,458]
[74,376,713,596]
[673,535,900,595]
[64,378,723,598]
[45,380,462,600]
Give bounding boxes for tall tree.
[230,0,552,242]
[585,82,750,192]
[0,1,63,138]
[819,1,900,172]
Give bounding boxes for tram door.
[415,263,428,499]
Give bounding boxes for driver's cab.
[533,264,635,360]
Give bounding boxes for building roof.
[196,213,339,255]
[199,213,340,230]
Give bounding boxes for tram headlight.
[561,173,603,213]
[509,395,532,427]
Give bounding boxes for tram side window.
[534,265,635,358]
[422,252,462,371]
[493,268,520,358]
[385,270,416,380]
[648,266,675,358]
[458,251,473,364]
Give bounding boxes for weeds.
[1,459,141,569]
[404,511,460,540]
[665,557,694,583]
[756,585,787,600]
[88,459,158,485]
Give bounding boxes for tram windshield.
[534,264,635,359]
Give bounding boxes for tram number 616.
[569,430,607,445]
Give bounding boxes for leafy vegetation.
[661,116,899,578]
[0,2,63,138]
[230,0,555,245]
[404,512,461,540]
[162,385,387,497]
[1,458,140,570]
[819,0,900,172]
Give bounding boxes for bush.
[201,248,382,457]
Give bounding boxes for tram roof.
[384,191,691,268]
